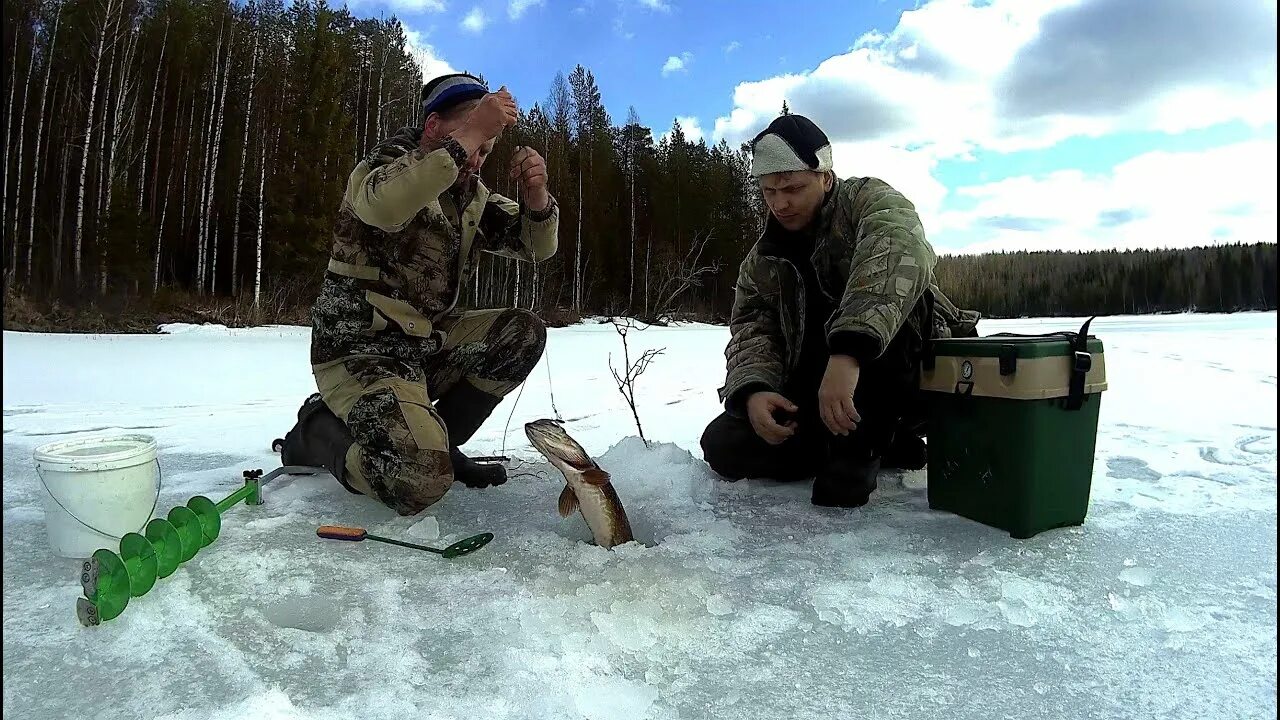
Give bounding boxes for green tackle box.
[920,321,1107,539]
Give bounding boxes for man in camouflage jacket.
[701,114,979,508]
[278,73,560,515]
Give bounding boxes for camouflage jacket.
[310,127,559,367]
[719,175,979,410]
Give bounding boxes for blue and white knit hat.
[748,114,833,177]
[421,72,489,118]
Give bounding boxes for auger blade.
[119,533,158,597]
[146,518,183,579]
[187,496,221,547]
[76,597,100,626]
[81,549,130,624]
[167,506,203,562]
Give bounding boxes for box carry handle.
[999,344,1018,376]
[976,317,1098,411]
[1063,316,1096,411]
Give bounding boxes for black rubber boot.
[279,393,361,495]
[811,435,881,508]
[881,432,927,471]
[434,380,508,488]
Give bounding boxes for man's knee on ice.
[466,309,547,396]
[700,414,752,481]
[345,384,454,515]
[494,308,547,372]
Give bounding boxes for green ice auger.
[75,466,315,627]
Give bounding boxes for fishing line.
[494,144,562,470]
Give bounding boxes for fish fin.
[558,485,579,517]
[581,467,611,486]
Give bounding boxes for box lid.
[922,334,1107,400]
[931,334,1104,359]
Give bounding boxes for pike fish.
[524,419,634,549]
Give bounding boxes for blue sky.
[371,0,1276,254]
[396,0,909,135]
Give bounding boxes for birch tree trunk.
[2,26,20,254]
[207,20,236,294]
[10,30,37,276]
[375,43,388,138]
[196,22,224,292]
[73,0,119,289]
[574,167,582,311]
[138,21,168,212]
[95,5,123,294]
[231,34,259,298]
[151,74,180,219]
[177,93,196,281]
[644,233,651,317]
[100,28,139,295]
[253,126,265,307]
[153,163,172,292]
[56,132,69,286]
[27,1,61,285]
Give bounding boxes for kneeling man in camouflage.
[280,72,559,515]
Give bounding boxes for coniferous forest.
[1,0,1275,329]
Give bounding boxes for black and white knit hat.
[748,114,833,177]
[421,72,489,118]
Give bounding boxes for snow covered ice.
[3,313,1276,720]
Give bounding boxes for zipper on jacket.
[759,252,805,374]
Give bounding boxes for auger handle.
[317,525,368,541]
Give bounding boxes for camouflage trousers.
[312,308,546,515]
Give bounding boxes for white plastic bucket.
[32,434,162,559]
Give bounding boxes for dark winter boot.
[811,435,881,508]
[279,393,361,495]
[434,380,508,488]
[881,431,927,471]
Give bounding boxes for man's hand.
[746,391,799,445]
[457,86,518,147]
[818,354,862,436]
[510,146,549,211]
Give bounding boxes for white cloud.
[662,52,692,77]
[710,0,1277,252]
[711,0,1277,154]
[404,28,458,79]
[724,41,741,53]
[508,0,543,19]
[460,6,488,33]
[935,140,1278,253]
[637,0,670,10]
[832,141,949,236]
[661,116,704,144]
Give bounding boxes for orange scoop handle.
[317,525,368,541]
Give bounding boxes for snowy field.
[2,312,1276,720]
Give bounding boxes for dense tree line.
[2,0,430,304]
[0,0,760,319]
[936,243,1277,318]
[1,0,1273,324]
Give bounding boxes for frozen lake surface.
[3,312,1276,719]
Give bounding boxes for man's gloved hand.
[460,86,518,142]
[746,391,799,445]
[819,354,862,436]
[510,145,550,211]
[451,448,508,488]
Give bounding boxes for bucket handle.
[35,458,164,543]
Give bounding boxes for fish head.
[524,419,596,476]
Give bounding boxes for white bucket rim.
[33,433,159,472]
